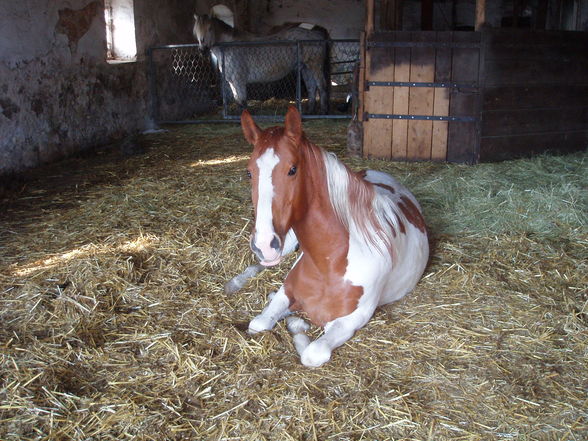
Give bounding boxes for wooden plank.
[363,38,395,158]
[480,130,588,162]
[484,28,588,47]
[391,46,410,159]
[483,85,588,111]
[484,56,588,86]
[482,30,588,87]
[407,32,436,161]
[431,32,452,161]
[482,106,588,137]
[380,0,403,30]
[422,0,433,30]
[447,32,481,163]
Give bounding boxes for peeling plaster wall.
[0,0,194,176]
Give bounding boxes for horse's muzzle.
[250,232,282,266]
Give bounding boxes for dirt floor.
[0,119,586,440]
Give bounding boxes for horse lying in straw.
[231,107,429,367]
[193,14,329,114]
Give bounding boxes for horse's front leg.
[248,286,291,334]
[297,306,375,367]
[224,263,265,294]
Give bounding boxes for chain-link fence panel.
[148,45,219,122]
[329,40,360,115]
[148,40,359,123]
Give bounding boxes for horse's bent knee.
[248,314,274,334]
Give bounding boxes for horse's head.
[193,14,215,50]
[241,107,307,266]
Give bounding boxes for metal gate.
[360,32,482,163]
[147,40,359,123]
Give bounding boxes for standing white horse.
[193,14,329,114]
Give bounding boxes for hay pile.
[1,120,586,440]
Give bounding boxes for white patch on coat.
[255,148,280,240]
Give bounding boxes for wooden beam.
[475,0,486,30]
[365,0,375,35]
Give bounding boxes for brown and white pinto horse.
[237,106,429,367]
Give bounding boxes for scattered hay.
[1,120,586,440]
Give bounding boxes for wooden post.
[366,0,375,35]
[358,32,366,121]
[475,0,486,30]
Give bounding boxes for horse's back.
[363,170,420,208]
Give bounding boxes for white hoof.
[292,333,310,355]
[248,315,273,334]
[286,316,310,334]
[301,341,332,368]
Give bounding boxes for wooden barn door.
[360,32,482,163]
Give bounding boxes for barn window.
[104,0,137,63]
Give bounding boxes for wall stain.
[0,97,20,119]
[55,1,100,54]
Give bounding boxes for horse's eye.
[288,166,297,176]
[246,170,252,179]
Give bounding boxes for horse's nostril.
[250,236,262,255]
[270,235,281,251]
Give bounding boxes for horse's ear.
[241,110,261,145]
[284,106,302,141]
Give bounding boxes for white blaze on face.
[254,148,280,260]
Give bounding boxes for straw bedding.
[0,120,586,440]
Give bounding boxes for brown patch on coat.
[374,183,396,194]
[398,196,426,233]
[286,258,364,326]
[398,219,406,234]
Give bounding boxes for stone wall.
[0,0,194,176]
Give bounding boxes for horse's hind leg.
[315,69,328,114]
[231,81,248,110]
[299,305,375,367]
[301,66,318,114]
[286,316,311,357]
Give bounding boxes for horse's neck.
[293,143,348,256]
